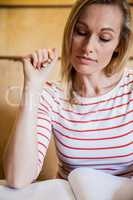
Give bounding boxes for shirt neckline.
[73,68,128,103]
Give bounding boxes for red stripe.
[38,159,42,165]
[39,102,49,112]
[57,147,133,160]
[42,89,59,107]
[44,89,56,103]
[37,117,51,123]
[59,91,131,106]
[55,86,63,92]
[37,132,50,141]
[55,135,133,151]
[120,80,133,88]
[52,119,133,132]
[38,108,47,113]
[45,81,53,87]
[54,128,133,141]
[43,77,132,107]
[50,83,63,92]
[53,109,133,123]
[37,111,45,115]
[38,141,47,149]
[41,95,53,110]
[39,150,45,158]
[37,125,51,132]
[96,168,116,171]
[59,158,133,167]
[52,87,63,93]
[62,99,133,116]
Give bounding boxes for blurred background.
[0,0,133,181]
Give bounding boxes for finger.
[41,48,49,68]
[42,48,48,63]
[48,48,54,63]
[42,48,58,73]
[31,52,38,68]
[36,49,43,69]
[52,48,58,62]
[46,48,58,69]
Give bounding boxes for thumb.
[52,48,58,64]
[45,48,58,70]
[41,48,58,77]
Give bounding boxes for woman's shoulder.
[44,80,63,91]
[125,66,133,73]
[122,67,133,91]
[124,67,133,81]
[42,80,64,98]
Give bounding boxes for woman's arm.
[3,48,58,188]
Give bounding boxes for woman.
[3,0,133,188]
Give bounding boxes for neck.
[73,71,122,97]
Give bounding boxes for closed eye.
[77,31,87,36]
[100,38,111,42]
[75,26,88,36]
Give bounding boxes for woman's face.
[70,4,123,76]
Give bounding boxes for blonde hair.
[61,0,133,104]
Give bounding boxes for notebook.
[0,168,133,200]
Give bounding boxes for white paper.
[68,167,133,200]
[1,168,133,200]
[0,179,75,200]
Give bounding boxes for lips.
[76,56,97,64]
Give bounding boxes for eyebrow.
[77,21,116,33]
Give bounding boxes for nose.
[82,35,96,53]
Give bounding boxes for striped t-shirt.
[36,67,133,180]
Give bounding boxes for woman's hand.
[22,48,58,88]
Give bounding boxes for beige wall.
[0,4,72,180]
[0,0,75,5]
[0,1,133,180]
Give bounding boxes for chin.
[74,63,103,75]
[76,70,94,76]
[75,67,98,75]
